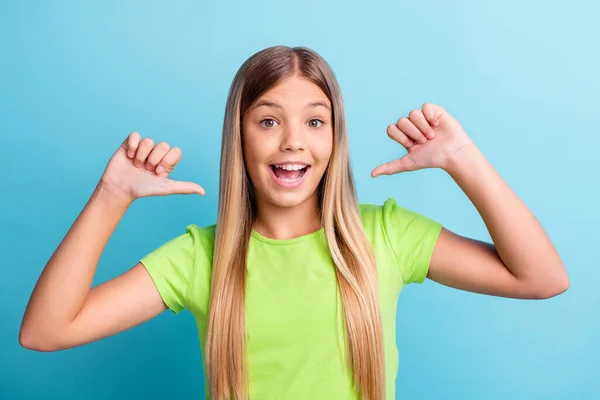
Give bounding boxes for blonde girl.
[20,45,569,400]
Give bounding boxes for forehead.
[251,76,331,111]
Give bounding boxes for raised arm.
[426,144,568,299]
[372,103,569,299]
[19,132,205,351]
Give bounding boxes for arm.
[19,183,167,351]
[371,103,569,299]
[428,144,569,299]
[20,132,205,351]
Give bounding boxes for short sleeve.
[139,224,201,314]
[381,198,443,285]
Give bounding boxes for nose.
[280,122,305,152]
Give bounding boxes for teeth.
[274,164,307,171]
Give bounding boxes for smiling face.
[241,75,334,211]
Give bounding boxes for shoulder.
[359,197,442,261]
[358,198,401,246]
[186,223,216,249]
[359,197,398,214]
[360,197,439,229]
[138,223,216,313]
[358,197,403,226]
[359,198,442,285]
[141,223,216,268]
[184,223,217,270]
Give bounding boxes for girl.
[19,46,569,400]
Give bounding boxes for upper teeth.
[275,164,306,171]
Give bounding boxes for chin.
[265,190,313,208]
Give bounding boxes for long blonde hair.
[206,45,385,400]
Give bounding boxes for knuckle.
[397,117,408,126]
[386,125,396,138]
[156,141,170,151]
[170,147,182,161]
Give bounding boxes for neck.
[253,191,321,240]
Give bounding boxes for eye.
[260,118,279,128]
[308,119,324,128]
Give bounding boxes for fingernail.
[156,165,164,174]
[128,151,134,158]
[134,161,141,168]
[420,137,427,143]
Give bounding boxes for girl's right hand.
[99,132,205,202]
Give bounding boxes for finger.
[134,137,154,168]
[397,117,427,144]
[124,132,141,158]
[409,110,436,139]
[371,156,417,178]
[387,124,414,149]
[164,179,205,196]
[155,146,182,175]
[145,142,170,172]
[422,103,445,127]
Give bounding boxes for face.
[241,75,333,210]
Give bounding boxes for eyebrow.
[253,100,331,112]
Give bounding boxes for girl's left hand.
[371,103,475,177]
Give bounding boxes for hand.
[371,103,476,177]
[99,132,205,202]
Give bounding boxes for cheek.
[241,129,260,181]
[244,139,272,167]
[242,135,272,185]
[243,146,264,185]
[313,135,333,167]
[241,123,261,163]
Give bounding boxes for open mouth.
[269,164,311,187]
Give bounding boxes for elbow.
[19,325,62,352]
[19,328,45,352]
[532,274,570,300]
[19,327,40,351]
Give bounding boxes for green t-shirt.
[140,198,442,400]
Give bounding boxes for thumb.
[163,179,206,196]
[371,156,416,177]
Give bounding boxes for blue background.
[2,1,598,399]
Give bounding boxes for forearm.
[21,181,132,334]
[442,144,568,287]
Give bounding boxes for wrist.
[441,142,483,176]
[94,180,135,209]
